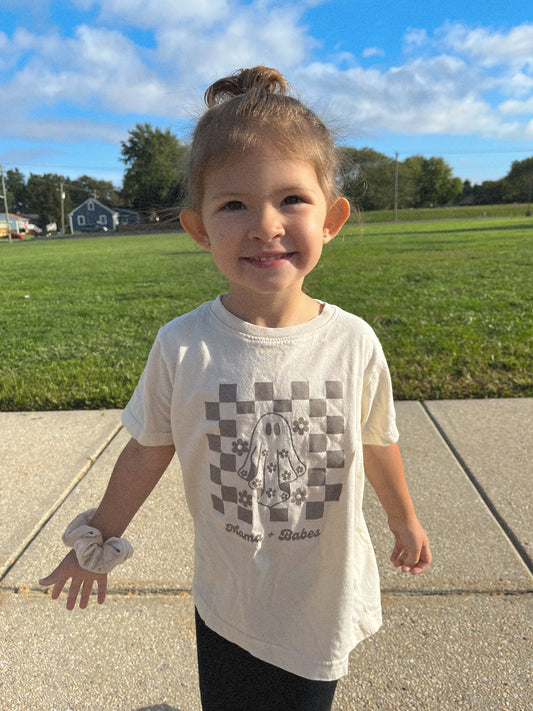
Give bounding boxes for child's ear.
[180,209,211,250]
[323,197,351,244]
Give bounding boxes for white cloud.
[362,47,385,59]
[2,7,533,149]
[403,27,428,50]
[294,52,526,141]
[442,22,533,70]
[74,0,230,24]
[152,1,317,83]
[2,1,318,123]
[302,22,533,142]
[70,25,170,112]
[1,114,127,145]
[499,97,533,116]
[3,24,169,117]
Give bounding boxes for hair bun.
[204,66,289,107]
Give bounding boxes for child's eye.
[282,195,304,206]
[222,201,245,211]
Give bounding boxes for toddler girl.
[40,66,431,711]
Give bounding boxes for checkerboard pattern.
[205,381,345,524]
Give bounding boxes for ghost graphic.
[237,413,306,508]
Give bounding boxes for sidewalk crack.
[421,402,532,575]
[0,423,124,583]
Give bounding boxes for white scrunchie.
[63,508,134,574]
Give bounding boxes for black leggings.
[195,609,338,711]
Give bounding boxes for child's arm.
[363,442,431,575]
[39,437,175,609]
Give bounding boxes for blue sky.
[1,0,532,188]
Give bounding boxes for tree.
[120,123,188,218]
[472,180,506,205]
[25,174,62,228]
[397,157,423,209]
[66,175,120,207]
[338,149,462,210]
[461,179,474,201]
[5,168,27,213]
[402,155,462,207]
[338,147,396,211]
[502,157,533,203]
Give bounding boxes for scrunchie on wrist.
[62,509,134,574]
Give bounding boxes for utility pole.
[0,165,11,243]
[393,152,399,222]
[60,182,65,233]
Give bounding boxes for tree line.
[4,123,533,230]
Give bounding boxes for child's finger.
[96,576,107,605]
[66,579,82,610]
[398,541,432,574]
[407,543,432,574]
[38,575,55,588]
[400,560,419,573]
[51,579,66,600]
[79,578,94,609]
[390,540,404,566]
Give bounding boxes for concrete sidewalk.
[1,400,531,710]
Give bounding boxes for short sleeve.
[121,335,175,446]
[360,349,399,446]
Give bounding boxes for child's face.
[181,151,349,319]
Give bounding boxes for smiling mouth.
[246,253,294,263]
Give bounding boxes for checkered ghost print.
[205,381,345,525]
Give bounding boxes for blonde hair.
[186,66,341,209]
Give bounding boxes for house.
[0,212,36,236]
[68,199,140,233]
[114,206,142,227]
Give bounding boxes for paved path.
[1,400,531,710]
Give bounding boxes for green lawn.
[1,217,531,410]
[351,202,533,223]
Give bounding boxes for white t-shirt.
[122,296,399,681]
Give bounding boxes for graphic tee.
[122,296,399,681]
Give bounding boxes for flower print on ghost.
[205,381,345,526]
[238,413,306,509]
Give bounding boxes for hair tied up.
[204,66,289,108]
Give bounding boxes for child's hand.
[39,549,108,610]
[388,516,431,575]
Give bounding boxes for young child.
[40,66,431,711]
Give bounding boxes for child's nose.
[249,207,284,241]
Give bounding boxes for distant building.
[114,206,142,227]
[68,199,140,233]
[0,212,37,235]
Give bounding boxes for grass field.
[350,202,533,223]
[1,216,531,410]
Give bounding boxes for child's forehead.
[207,150,318,179]
[203,153,322,195]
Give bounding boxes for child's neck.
[221,291,322,328]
